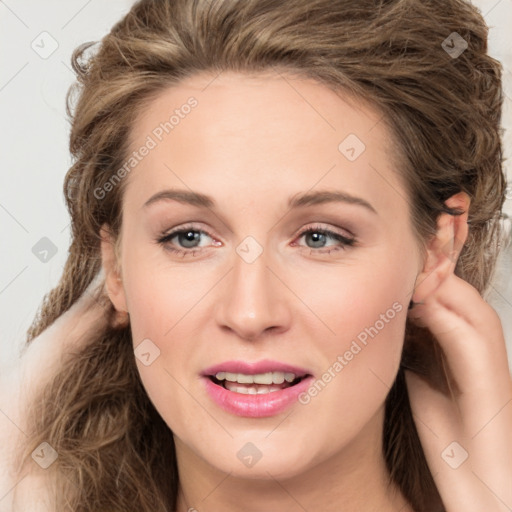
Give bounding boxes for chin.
[195,437,319,480]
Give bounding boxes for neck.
[174,407,413,512]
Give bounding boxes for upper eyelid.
[296,225,354,239]
[164,224,214,239]
[163,223,350,236]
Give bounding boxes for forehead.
[123,71,407,219]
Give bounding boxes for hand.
[0,270,111,509]
[405,198,512,511]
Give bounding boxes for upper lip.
[201,359,312,378]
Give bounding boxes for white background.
[1,0,511,376]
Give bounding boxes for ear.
[100,224,128,313]
[412,191,471,304]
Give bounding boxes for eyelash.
[156,223,356,257]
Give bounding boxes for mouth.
[201,362,315,417]
[206,371,310,395]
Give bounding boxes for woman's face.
[107,71,422,479]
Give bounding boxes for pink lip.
[200,359,314,418]
[201,359,312,377]
[202,375,314,418]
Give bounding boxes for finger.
[412,297,508,387]
[406,371,512,511]
[407,271,512,415]
[409,274,506,356]
[430,273,502,336]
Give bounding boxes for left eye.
[295,227,355,251]
[157,227,214,251]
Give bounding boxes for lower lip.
[202,375,314,418]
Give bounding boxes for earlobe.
[412,191,470,304]
[100,224,128,314]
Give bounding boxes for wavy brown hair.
[12,0,508,510]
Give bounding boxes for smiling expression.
[103,70,422,479]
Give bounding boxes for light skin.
[407,211,512,510]
[100,71,512,512]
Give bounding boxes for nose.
[215,247,292,341]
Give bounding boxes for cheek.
[121,248,203,340]
[125,275,195,432]
[295,250,410,393]
[294,250,410,338]
[295,272,408,446]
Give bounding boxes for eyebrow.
[143,189,377,215]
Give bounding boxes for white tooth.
[253,372,273,384]
[223,381,236,392]
[236,386,260,395]
[216,371,298,384]
[236,373,255,384]
[224,381,238,392]
[224,382,250,394]
[272,371,285,384]
[224,380,287,395]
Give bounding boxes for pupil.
[180,231,200,248]
[307,232,325,248]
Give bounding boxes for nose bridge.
[216,240,290,340]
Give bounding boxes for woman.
[4,0,511,510]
